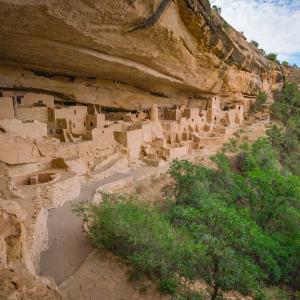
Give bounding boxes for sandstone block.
[0,133,40,164]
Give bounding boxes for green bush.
[267,82,300,175]
[266,53,278,62]
[212,5,221,14]
[75,194,200,296]
[251,92,268,114]
[78,137,300,299]
[168,144,300,296]
[259,49,266,56]
[250,40,259,48]
[159,277,178,294]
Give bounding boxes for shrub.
[75,194,201,296]
[259,49,266,56]
[266,53,278,62]
[78,139,300,299]
[212,5,221,14]
[268,82,300,174]
[250,40,259,48]
[169,147,300,295]
[251,91,268,114]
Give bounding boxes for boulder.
[0,133,40,164]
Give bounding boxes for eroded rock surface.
[0,0,283,109]
[284,66,300,88]
[60,249,169,300]
[0,133,41,165]
[0,266,62,300]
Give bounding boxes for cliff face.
[0,0,283,109]
[284,66,300,88]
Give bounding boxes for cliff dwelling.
[0,0,299,299]
[0,91,245,168]
[0,89,250,291]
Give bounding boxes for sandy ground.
[59,249,170,300]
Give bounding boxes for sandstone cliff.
[284,66,300,88]
[0,0,283,110]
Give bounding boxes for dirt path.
[39,165,168,285]
[39,173,130,284]
[59,249,169,300]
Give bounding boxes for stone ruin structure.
[0,91,245,169]
[0,91,245,287]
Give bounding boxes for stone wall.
[50,106,87,135]
[0,97,14,119]
[0,133,40,164]
[0,119,47,139]
[16,107,49,123]
[0,200,30,271]
[89,127,116,150]
[21,93,54,108]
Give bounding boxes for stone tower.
[150,104,159,122]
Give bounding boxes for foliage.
[281,61,289,67]
[212,5,221,14]
[222,137,239,152]
[262,287,290,300]
[270,82,300,125]
[79,138,300,299]
[266,53,278,62]
[267,82,300,175]
[259,48,266,56]
[250,40,259,48]
[75,194,203,297]
[251,92,268,114]
[169,146,300,297]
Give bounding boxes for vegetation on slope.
[76,83,300,299]
[267,82,300,175]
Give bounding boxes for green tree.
[259,49,266,56]
[212,5,221,14]
[268,82,300,174]
[266,53,278,62]
[168,143,300,295]
[251,92,268,114]
[168,198,274,300]
[74,195,201,296]
[250,40,259,48]
[78,138,300,299]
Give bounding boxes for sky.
[210,0,300,66]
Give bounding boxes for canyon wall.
[284,66,300,88]
[0,0,284,109]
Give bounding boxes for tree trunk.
[211,257,220,300]
[211,284,219,300]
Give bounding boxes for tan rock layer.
[0,0,284,109]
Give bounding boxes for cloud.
[210,0,300,65]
